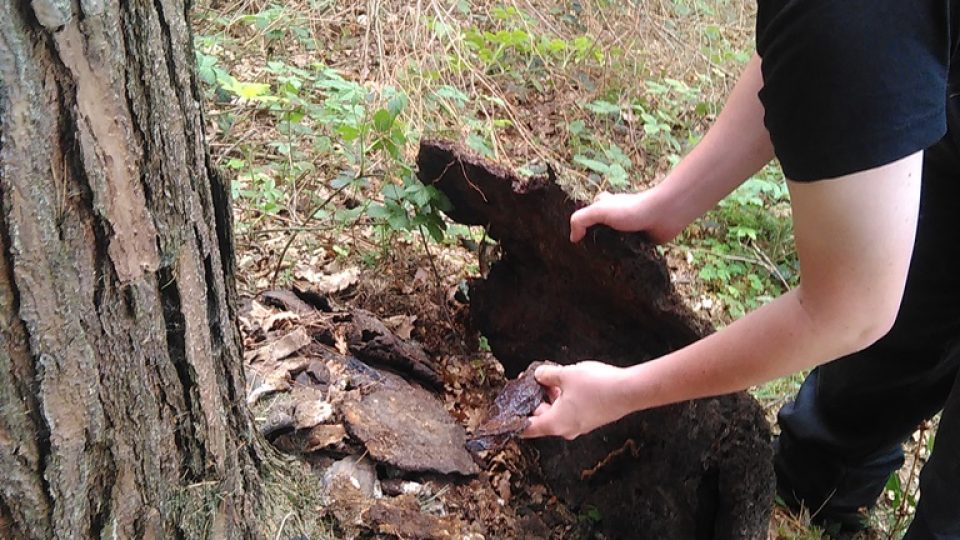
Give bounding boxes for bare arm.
[525,152,922,439]
[570,54,774,243]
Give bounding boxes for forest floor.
[192,1,931,538]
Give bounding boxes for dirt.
[236,140,775,539]
[419,139,775,539]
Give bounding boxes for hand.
[521,361,633,440]
[569,188,680,245]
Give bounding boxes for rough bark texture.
[0,1,264,538]
[419,140,775,539]
[466,361,549,456]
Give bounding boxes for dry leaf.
[239,300,274,334]
[383,315,417,340]
[496,470,512,503]
[246,357,310,405]
[244,326,312,364]
[304,424,347,452]
[294,398,334,430]
[294,266,360,295]
[247,369,291,405]
[334,328,349,356]
[413,267,431,286]
[263,310,300,332]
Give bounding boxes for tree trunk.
[0,1,266,538]
[420,140,774,539]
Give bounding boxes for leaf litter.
[240,264,579,539]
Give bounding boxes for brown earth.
[240,141,775,539]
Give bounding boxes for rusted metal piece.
[467,361,549,456]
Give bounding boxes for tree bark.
[419,140,774,539]
[0,1,265,538]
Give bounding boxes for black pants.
[774,130,960,538]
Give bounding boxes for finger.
[594,190,612,202]
[569,211,587,243]
[532,402,551,416]
[534,364,564,387]
[569,206,604,243]
[521,413,556,439]
[546,385,561,403]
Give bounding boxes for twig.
[889,422,929,538]
[269,180,353,287]
[213,127,257,167]
[750,242,791,290]
[667,243,767,268]
[275,511,294,540]
[417,225,454,324]
[238,225,338,236]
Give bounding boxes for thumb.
[570,205,606,243]
[521,408,557,439]
[594,190,612,202]
[535,364,564,388]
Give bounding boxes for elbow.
[848,312,897,351]
[839,298,901,353]
[798,285,902,354]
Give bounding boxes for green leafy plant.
[194,44,456,258]
[573,142,633,188]
[680,165,797,319]
[462,7,603,78]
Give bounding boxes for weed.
[194,41,454,260]
[679,163,797,320]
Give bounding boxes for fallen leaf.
[247,370,291,405]
[384,315,417,340]
[263,310,300,332]
[304,424,348,452]
[365,498,464,539]
[244,300,274,327]
[294,398,334,429]
[322,454,380,499]
[246,357,310,405]
[334,328,349,356]
[496,470,512,503]
[528,484,548,506]
[413,267,431,286]
[244,326,312,364]
[295,266,360,295]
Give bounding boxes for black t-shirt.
[756,0,960,181]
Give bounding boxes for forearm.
[620,287,867,411]
[620,153,923,413]
[653,54,774,230]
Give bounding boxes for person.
[521,1,960,538]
